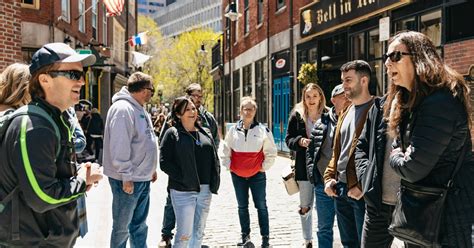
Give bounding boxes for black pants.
[361,202,395,248]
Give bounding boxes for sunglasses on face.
[143,87,155,96]
[383,51,413,63]
[48,70,84,81]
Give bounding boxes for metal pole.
[228,17,232,124]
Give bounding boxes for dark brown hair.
[127,72,153,93]
[383,31,472,137]
[28,63,58,99]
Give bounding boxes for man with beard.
[323,60,374,248]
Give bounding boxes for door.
[272,76,290,152]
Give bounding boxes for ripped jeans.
[170,185,212,248]
[298,180,315,241]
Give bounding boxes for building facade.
[219,0,474,152]
[154,0,222,38]
[137,0,166,16]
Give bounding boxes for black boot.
[261,235,270,248]
[237,233,251,246]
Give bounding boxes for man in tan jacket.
[323,60,374,248]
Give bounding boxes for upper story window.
[21,0,40,9]
[103,4,108,45]
[92,0,98,39]
[257,0,264,25]
[244,0,250,34]
[78,0,85,33]
[61,0,70,22]
[276,0,285,11]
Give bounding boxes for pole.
[228,15,233,124]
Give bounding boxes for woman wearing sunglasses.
[384,31,474,247]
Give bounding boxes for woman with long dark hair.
[384,31,474,247]
[160,96,220,248]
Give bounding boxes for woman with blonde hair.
[285,83,327,248]
[0,63,30,114]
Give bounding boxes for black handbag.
[388,143,468,247]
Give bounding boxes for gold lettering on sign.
[316,2,337,24]
[340,0,351,15]
[358,0,375,8]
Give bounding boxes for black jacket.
[86,112,104,136]
[285,111,310,181]
[160,123,220,194]
[0,98,86,247]
[306,107,338,184]
[354,96,387,211]
[391,89,474,247]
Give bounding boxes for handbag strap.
[447,135,469,188]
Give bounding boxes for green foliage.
[137,16,219,112]
[297,63,318,85]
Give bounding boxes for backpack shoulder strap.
[0,186,20,240]
[25,105,61,159]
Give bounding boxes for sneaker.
[304,240,313,248]
[261,235,270,248]
[159,235,172,248]
[237,233,251,246]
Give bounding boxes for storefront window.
[243,64,252,96]
[368,29,382,61]
[394,17,416,34]
[255,58,268,124]
[420,10,441,47]
[352,33,365,60]
[308,48,317,64]
[232,70,240,122]
[224,75,231,122]
[369,60,384,96]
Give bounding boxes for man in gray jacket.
[102,72,158,248]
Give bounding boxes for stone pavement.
[75,147,404,247]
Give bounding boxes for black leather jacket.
[0,98,86,247]
[354,96,387,211]
[306,107,338,184]
[160,123,220,194]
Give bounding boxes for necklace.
[187,130,202,145]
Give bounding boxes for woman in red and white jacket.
[222,96,277,248]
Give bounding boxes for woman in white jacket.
[222,96,277,248]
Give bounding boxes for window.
[352,33,365,60]
[257,0,264,25]
[446,1,474,42]
[232,70,240,122]
[243,64,252,96]
[244,0,250,34]
[78,0,85,33]
[255,58,268,124]
[103,4,108,45]
[21,0,39,9]
[224,75,232,122]
[394,17,416,34]
[420,10,441,47]
[113,19,125,64]
[92,0,98,39]
[368,29,382,61]
[61,0,70,22]
[276,0,285,11]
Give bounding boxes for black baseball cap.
[29,42,96,74]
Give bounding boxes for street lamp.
[225,1,241,122]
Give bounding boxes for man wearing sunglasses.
[0,43,103,247]
[102,72,158,248]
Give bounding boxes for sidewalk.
[75,152,403,247]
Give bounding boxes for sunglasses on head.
[382,51,413,63]
[48,70,84,81]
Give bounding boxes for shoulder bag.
[282,154,299,195]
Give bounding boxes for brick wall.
[0,0,22,71]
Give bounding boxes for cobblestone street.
[75,146,403,247]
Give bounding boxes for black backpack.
[0,105,61,241]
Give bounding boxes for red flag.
[103,0,124,17]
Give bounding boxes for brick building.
[0,0,138,117]
[217,0,474,151]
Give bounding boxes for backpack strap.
[0,186,20,240]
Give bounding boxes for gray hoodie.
[102,86,158,182]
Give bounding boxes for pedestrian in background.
[159,83,220,247]
[160,96,220,248]
[324,60,374,248]
[222,96,277,248]
[286,83,327,248]
[87,108,104,162]
[0,43,102,247]
[306,84,350,248]
[0,63,30,114]
[102,72,158,248]
[384,31,474,247]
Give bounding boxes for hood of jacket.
[112,86,143,109]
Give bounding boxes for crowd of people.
[0,31,473,248]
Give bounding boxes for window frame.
[21,0,40,9]
[276,0,285,11]
[61,0,70,23]
[78,0,85,33]
[244,0,250,34]
[257,0,264,25]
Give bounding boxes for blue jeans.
[315,181,336,248]
[109,178,150,248]
[161,194,176,238]
[231,172,269,236]
[170,185,212,248]
[297,180,314,241]
[334,182,365,248]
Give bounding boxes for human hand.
[348,186,363,200]
[151,171,158,183]
[324,179,337,197]
[299,138,310,148]
[123,181,134,194]
[77,162,103,186]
